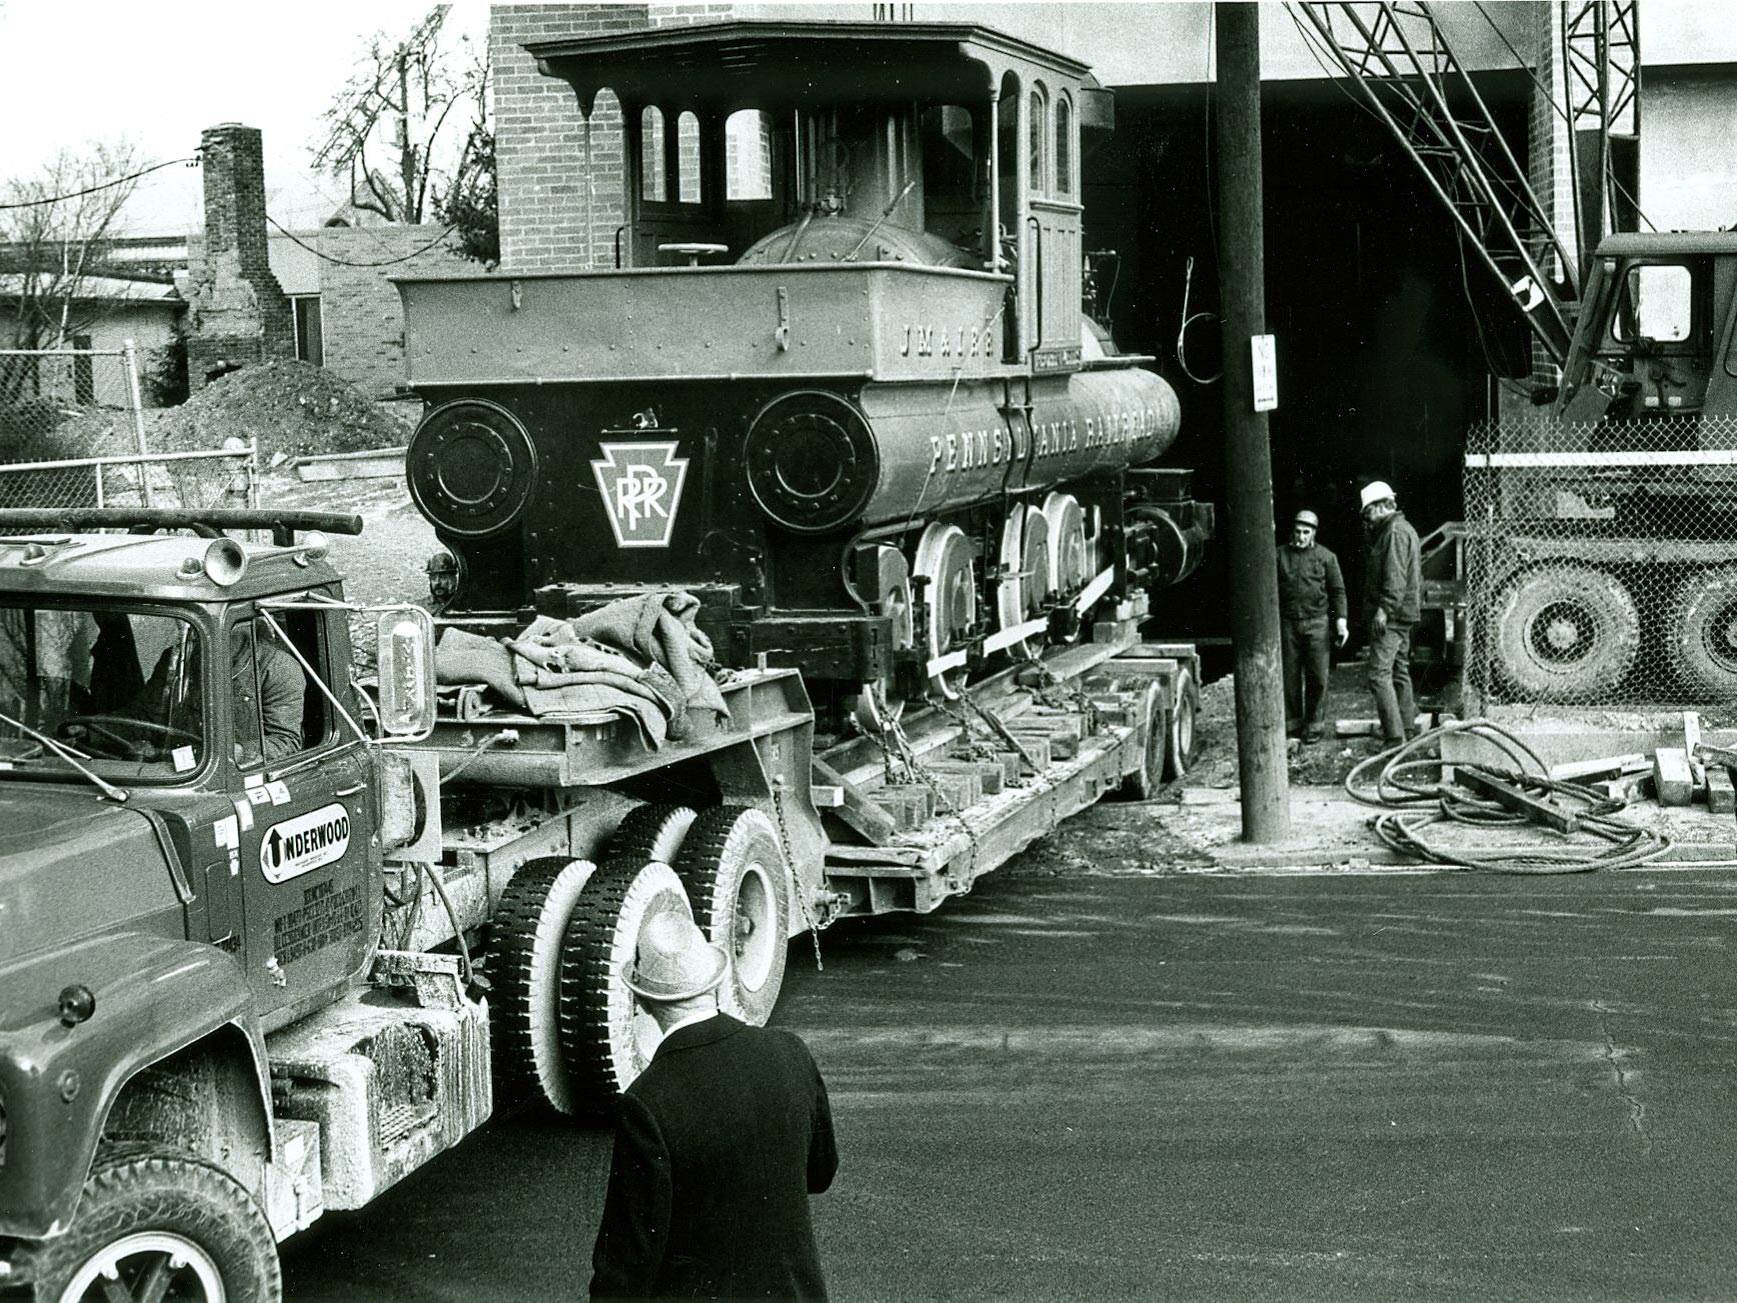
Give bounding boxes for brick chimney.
[186,123,295,388]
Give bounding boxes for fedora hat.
[622,911,728,1002]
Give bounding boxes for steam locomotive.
[396,19,1211,731]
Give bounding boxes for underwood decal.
[259,803,351,884]
[591,441,689,548]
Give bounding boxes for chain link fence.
[0,344,256,513]
[1464,412,1737,709]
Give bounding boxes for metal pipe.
[0,508,364,536]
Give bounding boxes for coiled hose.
[1343,718,1672,874]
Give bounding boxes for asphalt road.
[280,852,1737,1302]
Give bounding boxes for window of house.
[291,296,324,367]
[1029,86,1048,193]
[1054,96,1072,196]
[726,110,773,201]
[641,106,667,202]
[677,111,702,204]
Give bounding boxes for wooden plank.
[1653,748,1695,807]
[811,757,897,847]
[1707,766,1736,815]
[1457,767,1579,833]
[1548,753,1650,783]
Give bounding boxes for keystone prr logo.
[590,441,689,548]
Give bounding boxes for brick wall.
[313,226,467,397]
[492,3,734,272]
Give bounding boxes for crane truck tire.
[674,807,791,1026]
[557,860,693,1110]
[1664,567,1737,700]
[1164,665,1201,781]
[18,1144,279,1303]
[489,857,599,1115]
[607,802,701,866]
[1492,564,1640,702]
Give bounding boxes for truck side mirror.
[375,608,436,739]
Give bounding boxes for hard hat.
[1359,480,1396,510]
[1293,509,1320,529]
[621,911,727,1002]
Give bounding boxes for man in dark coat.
[590,911,838,1301]
[1358,480,1423,746]
[1276,508,1348,743]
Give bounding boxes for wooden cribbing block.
[1653,748,1695,807]
[925,766,982,809]
[1707,766,1736,814]
[933,759,1004,797]
[1549,753,1651,783]
[1595,772,1655,803]
[994,752,1023,784]
[1027,710,1086,740]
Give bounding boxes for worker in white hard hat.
[590,910,838,1300]
[1358,480,1422,746]
[1276,508,1347,743]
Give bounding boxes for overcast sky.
[0,0,490,236]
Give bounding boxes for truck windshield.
[0,602,205,778]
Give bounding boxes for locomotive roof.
[526,19,1100,115]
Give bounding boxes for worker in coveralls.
[1276,509,1347,743]
[1358,480,1423,747]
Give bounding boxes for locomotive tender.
[398,19,1211,723]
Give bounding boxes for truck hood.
[0,785,182,965]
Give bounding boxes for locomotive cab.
[397,21,1211,733]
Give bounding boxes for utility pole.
[1214,1,1290,842]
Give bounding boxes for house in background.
[0,272,185,408]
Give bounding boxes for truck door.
[228,596,375,1023]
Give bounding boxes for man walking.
[590,910,839,1301]
[1358,480,1422,747]
[1276,509,1347,743]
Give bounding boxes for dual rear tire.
[490,803,791,1117]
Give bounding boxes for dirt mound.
[153,359,413,460]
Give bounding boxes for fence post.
[121,338,152,507]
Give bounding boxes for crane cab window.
[1611,262,1697,345]
[676,111,702,204]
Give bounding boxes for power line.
[265,213,459,267]
[0,156,200,211]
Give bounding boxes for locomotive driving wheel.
[853,544,915,735]
[1043,493,1090,641]
[914,521,977,699]
[995,506,1053,661]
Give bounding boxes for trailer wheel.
[1665,567,1737,699]
[674,807,791,1025]
[1111,678,1167,800]
[607,803,700,866]
[18,1144,278,1303]
[490,856,598,1115]
[1492,565,1640,702]
[558,860,692,1108]
[1164,665,1201,781]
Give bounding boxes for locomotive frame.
[396,19,1211,736]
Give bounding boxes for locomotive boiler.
[396,19,1211,729]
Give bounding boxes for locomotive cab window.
[641,106,668,202]
[1029,85,1048,194]
[1054,95,1072,196]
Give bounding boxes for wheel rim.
[1175,689,1196,762]
[62,1231,225,1303]
[1528,600,1598,665]
[1701,596,1737,671]
[732,861,778,993]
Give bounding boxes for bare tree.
[0,141,142,407]
[310,5,491,228]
